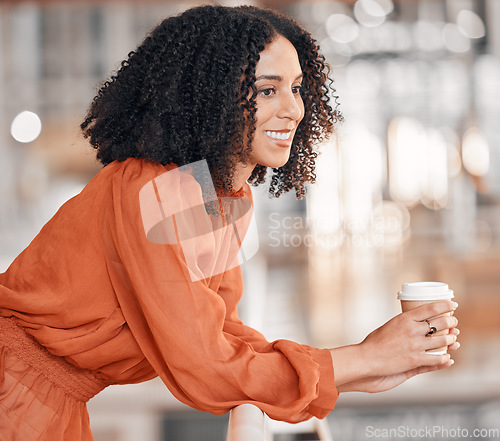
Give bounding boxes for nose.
[277,91,303,121]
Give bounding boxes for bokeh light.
[457,9,485,39]
[354,1,386,28]
[10,111,42,143]
[359,0,394,17]
[326,13,360,43]
[462,127,490,177]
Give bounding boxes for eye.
[258,88,275,97]
[292,85,302,95]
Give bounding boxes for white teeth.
[265,131,291,140]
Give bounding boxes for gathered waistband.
[0,316,108,402]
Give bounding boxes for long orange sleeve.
[102,159,338,422]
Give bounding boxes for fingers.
[408,301,458,322]
[401,355,454,383]
[403,357,453,379]
[425,315,458,333]
[426,356,454,370]
[420,352,453,367]
[416,359,453,374]
[423,333,457,351]
[415,318,458,340]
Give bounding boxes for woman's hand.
[337,327,460,393]
[330,301,459,392]
[359,301,458,376]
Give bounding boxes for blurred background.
[0,0,499,440]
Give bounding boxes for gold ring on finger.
[425,319,437,336]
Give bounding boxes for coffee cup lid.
[397,281,454,301]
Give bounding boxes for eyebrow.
[255,73,304,82]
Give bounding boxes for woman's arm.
[105,161,338,423]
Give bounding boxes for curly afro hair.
[81,5,341,198]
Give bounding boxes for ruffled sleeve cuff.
[305,347,339,419]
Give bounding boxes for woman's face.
[246,34,305,169]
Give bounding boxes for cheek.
[254,100,276,125]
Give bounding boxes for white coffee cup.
[398,282,454,355]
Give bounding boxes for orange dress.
[0,158,338,440]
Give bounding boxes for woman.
[0,5,459,440]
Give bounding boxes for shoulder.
[99,158,176,187]
[98,158,209,214]
[89,158,187,200]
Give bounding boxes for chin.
[276,158,290,168]
[262,152,292,169]
[260,159,290,169]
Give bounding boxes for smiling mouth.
[264,130,292,141]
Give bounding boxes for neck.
[232,162,255,192]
